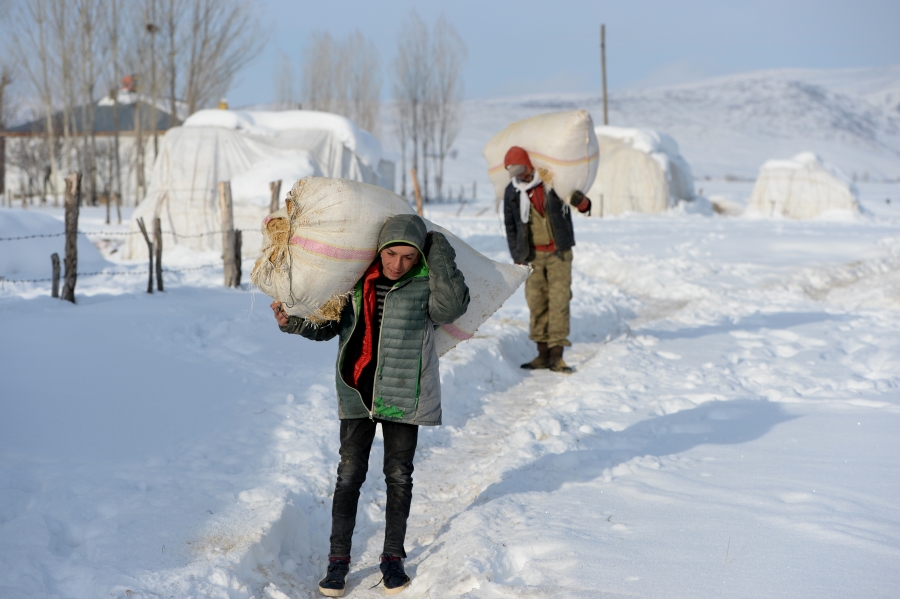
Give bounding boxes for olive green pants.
[525,249,572,348]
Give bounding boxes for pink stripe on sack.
[289,236,376,261]
[263,215,273,225]
[440,323,474,341]
[487,150,600,174]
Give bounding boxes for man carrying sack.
[502,146,592,374]
[271,214,469,596]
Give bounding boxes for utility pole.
[601,24,609,126]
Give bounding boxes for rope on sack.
[251,185,357,325]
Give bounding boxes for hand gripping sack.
[251,176,530,356]
[483,109,599,204]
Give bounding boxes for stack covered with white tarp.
[747,152,859,218]
[585,126,695,216]
[123,110,395,259]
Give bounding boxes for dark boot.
[548,346,573,374]
[520,342,550,369]
[318,556,350,597]
[379,554,411,595]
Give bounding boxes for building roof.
[3,100,179,136]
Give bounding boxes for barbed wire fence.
[0,262,225,284]
[0,179,257,298]
[0,223,260,286]
[0,225,250,285]
[0,228,251,242]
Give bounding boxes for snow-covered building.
[2,89,179,205]
[122,110,396,259]
[747,152,860,218]
[584,126,695,216]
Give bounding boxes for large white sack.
[483,110,599,203]
[251,176,530,356]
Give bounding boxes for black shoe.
[521,342,550,370]
[318,557,350,597]
[548,346,573,374]
[379,554,411,595]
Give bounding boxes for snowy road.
[2,195,900,598]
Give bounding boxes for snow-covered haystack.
[747,152,860,219]
[123,110,396,259]
[584,126,696,216]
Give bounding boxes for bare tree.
[9,0,60,205]
[302,30,381,133]
[0,0,18,203]
[162,0,185,128]
[7,135,50,204]
[392,12,430,199]
[429,16,466,201]
[392,12,466,202]
[1,1,19,203]
[145,0,161,159]
[393,100,409,197]
[76,0,106,206]
[0,65,15,203]
[274,49,297,110]
[130,0,156,204]
[343,32,381,135]
[106,0,125,223]
[47,0,78,177]
[302,31,340,114]
[183,0,264,114]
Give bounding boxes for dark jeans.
[329,418,419,559]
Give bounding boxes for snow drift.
[585,126,696,216]
[747,152,860,218]
[122,110,396,260]
[0,210,108,281]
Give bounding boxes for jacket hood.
[377,214,427,255]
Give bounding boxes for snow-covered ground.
[2,178,900,598]
[3,62,900,598]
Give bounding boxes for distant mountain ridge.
[435,65,900,188]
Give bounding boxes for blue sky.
[229,0,899,106]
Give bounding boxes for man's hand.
[571,190,592,214]
[270,300,290,327]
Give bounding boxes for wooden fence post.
[61,172,81,303]
[154,217,163,291]
[410,168,423,216]
[234,229,242,288]
[51,253,60,298]
[218,181,237,287]
[269,180,282,214]
[136,217,154,293]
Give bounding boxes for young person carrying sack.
[502,146,592,374]
[271,214,470,596]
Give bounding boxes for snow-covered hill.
[425,65,900,196]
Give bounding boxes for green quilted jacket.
[279,214,470,425]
